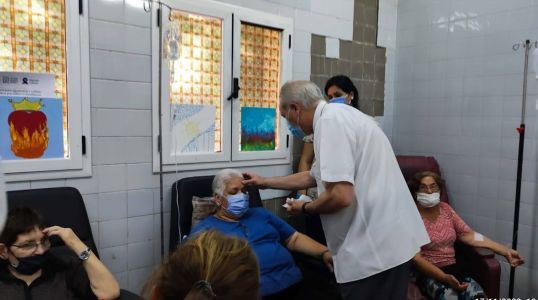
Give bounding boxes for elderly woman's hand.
[505,248,524,267]
[43,226,86,255]
[322,250,334,273]
[443,274,468,291]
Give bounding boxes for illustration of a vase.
[8,98,48,158]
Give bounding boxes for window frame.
[155,2,233,167]
[151,0,293,173]
[1,0,91,182]
[230,10,293,162]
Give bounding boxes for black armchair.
[7,187,143,300]
[169,175,263,251]
[170,176,341,300]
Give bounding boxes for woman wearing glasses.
[408,171,524,300]
[0,207,119,300]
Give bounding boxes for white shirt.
[310,102,430,283]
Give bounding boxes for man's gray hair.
[212,169,243,196]
[280,80,324,109]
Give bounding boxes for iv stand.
[157,2,165,261]
[144,0,177,261]
[508,39,531,298]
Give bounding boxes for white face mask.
[416,192,440,208]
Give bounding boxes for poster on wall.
[241,107,276,151]
[170,104,216,153]
[0,72,64,160]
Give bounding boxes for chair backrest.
[6,187,99,256]
[170,175,262,252]
[396,155,448,203]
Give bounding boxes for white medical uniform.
[310,102,430,283]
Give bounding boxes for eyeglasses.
[11,236,51,252]
[419,183,440,193]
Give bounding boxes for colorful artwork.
[0,72,63,160]
[0,97,63,160]
[170,104,216,153]
[241,107,276,151]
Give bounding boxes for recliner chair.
[396,155,501,299]
[169,175,263,251]
[170,175,341,300]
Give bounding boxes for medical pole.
[508,39,531,298]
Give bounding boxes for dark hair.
[145,230,259,300]
[407,171,445,200]
[0,207,46,247]
[324,75,360,109]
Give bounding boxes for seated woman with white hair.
[191,169,333,300]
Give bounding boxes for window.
[152,1,292,171]
[0,0,90,181]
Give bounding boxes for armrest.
[465,246,495,258]
[455,243,500,298]
[291,252,330,275]
[118,289,144,300]
[291,252,342,300]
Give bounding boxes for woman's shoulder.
[248,207,270,217]
[439,202,458,217]
[439,201,452,210]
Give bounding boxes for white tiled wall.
[4,0,354,294]
[377,0,399,139]
[391,0,538,296]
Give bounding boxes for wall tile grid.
[377,0,398,139]
[303,0,388,173]
[310,0,386,118]
[4,0,355,294]
[391,0,538,296]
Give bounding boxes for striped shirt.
[420,202,471,267]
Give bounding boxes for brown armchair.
[396,155,501,299]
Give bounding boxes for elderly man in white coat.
[243,80,430,300]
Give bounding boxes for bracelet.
[301,201,310,215]
[319,249,330,259]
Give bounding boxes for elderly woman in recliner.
[0,207,120,300]
[409,171,524,300]
[191,168,333,300]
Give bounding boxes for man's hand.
[242,172,267,188]
[43,226,86,254]
[443,274,468,291]
[285,198,305,215]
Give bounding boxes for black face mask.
[9,253,47,275]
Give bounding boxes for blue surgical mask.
[287,123,306,139]
[225,192,249,217]
[286,108,306,139]
[329,96,348,104]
